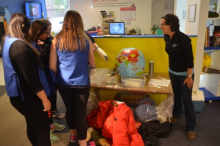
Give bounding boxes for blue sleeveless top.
[56,39,90,86]
[3,36,51,100]
[31,42,55,96]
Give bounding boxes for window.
[45,0,69,34]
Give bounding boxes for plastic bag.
[86,92,99,116]
[155,94,174,123]
[134,94,174,123]
[202,53,212,71]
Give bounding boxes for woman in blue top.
[2,13,51,146]
[29,20,65,143]
[49,10,95,146]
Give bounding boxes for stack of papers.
[148,79,170,87]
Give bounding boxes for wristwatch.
[187,74,192,78]
[90,66,96,70]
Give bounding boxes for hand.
[183,77,193,89]
[93,44,98,52]
[42,99,51,111]
[90,68,97,75]
[92,46,97,52]
[37,40,44,45]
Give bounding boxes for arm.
[36,90,51,111]
[49,40,57,74]
[88,41,96,68]
[181,36,194,89]
[85,31,95,44]
[85,31,98,51]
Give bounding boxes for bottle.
[149,61,154,75]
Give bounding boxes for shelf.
[103,23,109,26]
[102,18,114,21]
[199,87,220,101]
[208,17,220,19]
[204,47,220,50]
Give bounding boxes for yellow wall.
[94,37,197,73]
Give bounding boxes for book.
[109,11,114,19]
[205,27,210,47]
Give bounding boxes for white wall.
[185,0,209,94]
[69,0,151,34]
[175,0,187,32]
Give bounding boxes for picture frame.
[188,4,196,22]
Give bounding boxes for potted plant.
[150,24,159,35]
[129,29,136,35]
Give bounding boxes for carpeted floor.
[0,85,6,97]
[1,91,220,146]
[159,100,220,146]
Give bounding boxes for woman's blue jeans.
[169,72,196,131]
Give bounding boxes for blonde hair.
[54,10,89,52]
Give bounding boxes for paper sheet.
[148,79,170,87]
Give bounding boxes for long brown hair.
[54,10,89,52]
[41,19,51,26]
[2,13,41,61]
[29,20,49,42]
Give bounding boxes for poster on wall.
[151,0,174,27]
[120,4,136,21]
[188,4,196,22]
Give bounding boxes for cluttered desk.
[90,71,173,101]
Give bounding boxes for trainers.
[170,117,179,125]
[87,141,96,146]
[50,122,65,131]
[52,110,66,118]
[50,131,60,143]
[187,131,196,140]
[70,135,77,142]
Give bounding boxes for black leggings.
[10,96,51,146]
[48,93,56,124]
[58,87,90,140]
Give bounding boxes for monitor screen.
[24,2,43,19]
[109,22,125,35]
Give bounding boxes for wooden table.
[91,73,173,99]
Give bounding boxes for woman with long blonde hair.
[49,10,95,146]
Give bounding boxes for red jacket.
[87,100,144,146]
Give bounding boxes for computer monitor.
[109,22,125,35]
[24,1,43,19]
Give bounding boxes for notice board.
[151,0,174,27]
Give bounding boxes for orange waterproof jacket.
[87,100,144,146]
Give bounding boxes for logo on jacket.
[172,43,178,47]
